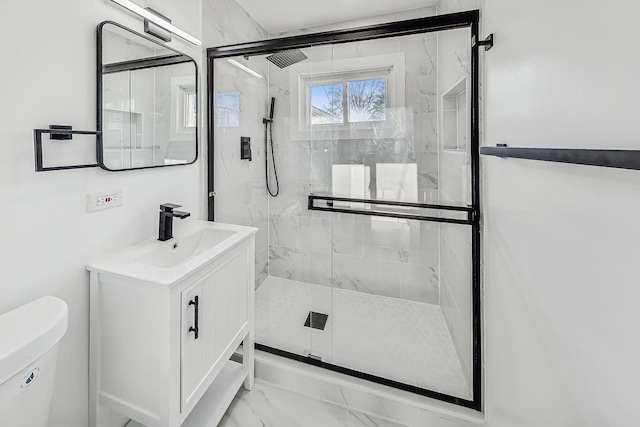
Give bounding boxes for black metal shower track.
[207,10,478,59]
[206,9,482,412]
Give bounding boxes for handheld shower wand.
[269,97,275,121]
[263,97,279,197]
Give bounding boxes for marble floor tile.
[346,410,412,427]
[219,380,410,427]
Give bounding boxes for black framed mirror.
[97,21,198,171]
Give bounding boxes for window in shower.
[290,52,405,140]
[310,83,344,124]
[348,78,386,122]
[309,75,387,125]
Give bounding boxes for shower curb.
[235,348,485,427]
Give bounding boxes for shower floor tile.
[255,276,472,400]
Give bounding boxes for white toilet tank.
[0,296,68,427]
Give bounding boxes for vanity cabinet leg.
[242,331,254,390]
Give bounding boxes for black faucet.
[158,203,190,241]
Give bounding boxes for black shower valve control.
[241,136,252,161]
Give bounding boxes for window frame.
[170,75,197,141]
[304,67,391,126]
[289,52,405,140]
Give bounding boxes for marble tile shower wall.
[437,0,481,15]
[267,32,443,304]
[214,59,270,286]
[204,0,267,45]
[436,0,481,386]
[270,214,441,303]
[205,0,270,287]
[268,7,437,38]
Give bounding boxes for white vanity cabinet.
[88,221,256,427]
[180,249,249,411]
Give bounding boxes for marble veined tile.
[413,113,438,153]
[437,0,481,14]
[218,380,416,427]
[404,35,437,77]
[270,213,299,248]
[346,410,411,427]
[219,381,349,427]
[299,216,332,253]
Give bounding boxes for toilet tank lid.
[0,296,68,385]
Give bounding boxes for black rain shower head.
[266,49,308,68]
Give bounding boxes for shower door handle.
[188,296,199,339]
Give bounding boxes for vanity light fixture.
[109,0,202,45]
[227,59,263,79]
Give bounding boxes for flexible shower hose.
[265,119,279,197]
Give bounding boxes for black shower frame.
[206,10,482,411]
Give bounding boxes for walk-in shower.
[207,10,481,409]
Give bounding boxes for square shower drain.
[304,311,328,330]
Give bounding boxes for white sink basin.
[136,228,237,268]
[88,220,257,286]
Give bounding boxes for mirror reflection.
[98,22,198,170]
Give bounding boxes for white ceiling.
[234,0,439,34]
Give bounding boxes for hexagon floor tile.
[255,276,472,400]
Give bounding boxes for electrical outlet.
[88,190,123,212]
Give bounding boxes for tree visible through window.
[348,79,386,122]
[310,77,387,125]
[310,84,343,124]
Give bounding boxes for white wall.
[0,1,202,426]
[483,0,640,426]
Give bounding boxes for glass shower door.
[302,42,337,362]
[210,9,481,409]
[256,42,339,363]
[306,26,477,401]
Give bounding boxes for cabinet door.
[181,279,203,411]
[180,248,250,411]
